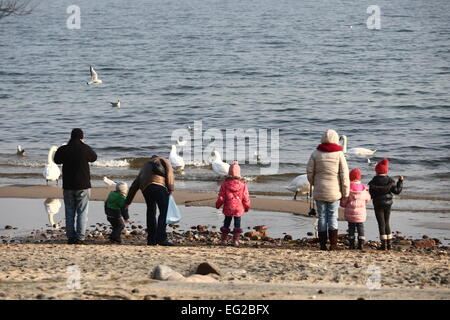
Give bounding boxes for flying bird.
[87,66,102,85]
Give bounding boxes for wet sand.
[0,185,328,218]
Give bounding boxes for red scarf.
[317,143,343,152]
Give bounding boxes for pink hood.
[215,178,251,217]
[340,183,371,223]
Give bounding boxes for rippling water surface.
[0,1,449,210]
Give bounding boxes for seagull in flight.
[87,66,102,85]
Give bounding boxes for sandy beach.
[0,185,449,300]
[0,243,448,300]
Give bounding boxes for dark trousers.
[107,216,125,241]
[348,222,365,239]
[223,216,241,229]
[374,205,392,238]
[143,184,169,244]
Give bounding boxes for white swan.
[44,198,62,229]
[169,145,185,171]
[286,174,311,200]
[110,100,120,108]
[16,145,26,156]
[43,146,61,185]
[87,66,102,85]
[103,176,117,186]
[340,135,377,157]
[210,151,230,176]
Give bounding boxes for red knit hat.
[228,161,241,177]
[349,168,361,181]
[375,158,389,175]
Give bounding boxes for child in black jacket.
[368,158,403,250]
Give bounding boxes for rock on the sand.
[195,262,222,276]
[413,239,436,248]
[151,265,183,281]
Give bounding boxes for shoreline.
[0,185,325,218]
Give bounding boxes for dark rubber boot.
[386,239,392,250]
[378,240,387,250]
[349,238,356,250]
[318,231,328,251]
[357,239,364,250]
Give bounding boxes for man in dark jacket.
[54,128,97,244]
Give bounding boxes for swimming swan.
[340,135,377,157]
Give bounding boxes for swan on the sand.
[16,145,26,156]
[340,135,377,158]
[87,66,102,85]
[103,176,117,186]
[169,145,185,171]
[286,174,311,200]
[110,100,120,108]
[210,150,230,176]
[44,198,62,229]
[43,146,61,185]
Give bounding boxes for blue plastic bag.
[166,195,181,224]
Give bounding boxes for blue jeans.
[63,189,90,240]
[316,200,339,232]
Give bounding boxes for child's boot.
[378,238,387,250]
[348,236,356,250]
[220,227,230,245]
[386,239,392,250]
[232,228,242,247]
[357,238,365,250]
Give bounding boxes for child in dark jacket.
[105,182,129,244]
[368,158,403,250]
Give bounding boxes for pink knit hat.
[228,161,241,177]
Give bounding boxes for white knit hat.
[116,182,128,195]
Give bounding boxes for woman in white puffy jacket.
[307,129,350,251]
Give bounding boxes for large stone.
[413,239,436,248]
[151,265,182,281]
[195,262,222,276]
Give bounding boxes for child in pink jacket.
[340,168,371,250]
[216,161,251,247]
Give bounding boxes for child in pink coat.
[215,161,251,247]
[340,168,371,250]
